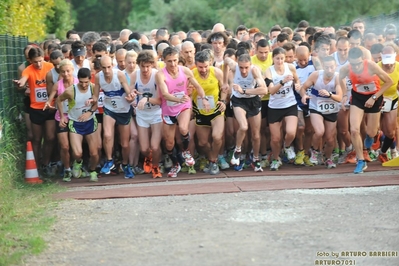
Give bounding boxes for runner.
[300,56,343,168]
[193,50,227,175]
[71,41,91,77]
[156,47,210,178]
[223,53,267,172]
[14,47,55,176]
[339,47,393,174]
[131,51,163,178]
[265,47,300,171]
[94,56,136,178]
[57,68,99,182]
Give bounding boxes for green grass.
[0,117,64,265]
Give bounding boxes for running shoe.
[284,146,296,162]
[62,170,72,182]
[371,131,382,150]
[270,159,282,171]
[100,160,115,175]
[345,151,357,164]
[72,160,83,178]
[198,157,208,171]
[89,171,99,182]
[325,158,336,169]
[378,152,389,163]
[168,164,181,178]
[294,150,305,165]
[303,155,314,166]
[143,157,152,174]
[203,162,210,173]
[122,164,135,179]
[338,150,348,164]
[390,148,398,159]
[234,160,245,171]
[218,155,230,170]
[309,149,319,165]
[152,166,162,178]
[188,165,196,174]
[364,135,374,149]
[363,150,372,162]
[182,150,195,166]
[133,165,144,175]
[252,161,263,172]
[164,154,173,169]
[209,162,220,175]
[230,152,240,166]
[354,160,367,174]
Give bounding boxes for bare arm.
[264,66,294,95]
[183,67,206,98]
[299,71,318,98]
[155,71,181,102]
[44,82,59,110]
[117,70,131,95]
[223,57,236,86]
[46,71,54,95]
[214,67,227,101]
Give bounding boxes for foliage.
[0,0,74,42]
[126,0,398,34]
[0,114,62,265]
[45,0,75,40]
[70,0,132,31]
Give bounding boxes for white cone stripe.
[25,169,39,178]
[26,151,35,160]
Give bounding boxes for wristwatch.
[87,109,95,114]
[372,95,377,100]
[243,89,247,94]
[279,80,284,86]
[202,96,209,101]
[329,91,333,98]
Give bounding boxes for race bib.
[197,95,216,110]
[35,87,48,102]
[381,97,396,113]
[62,100,69,113]
[317,98,339,114]
[98,91,104,108]
[104,96,124,110]
[275,86,290,98]
[356,82,377,93]
[167,91,185,106]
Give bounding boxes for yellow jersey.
[192,67,221,115]
[378,61,399,100]
[251,53,272,100]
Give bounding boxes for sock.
[167,149,178,165]
[390,140,396,149]
[182,133,190,150]
[65,167,71,171]
[253,156,259,162]
[381,137,394,153]
[233,147,241,159]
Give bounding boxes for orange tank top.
[349,60,380,95]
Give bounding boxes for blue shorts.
[104,108,131,125]
[68,117,98,135]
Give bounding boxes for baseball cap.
[381,53,396,64]
[72,47,86,57]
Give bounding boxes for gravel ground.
[25,186,399,266]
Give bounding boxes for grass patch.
[0,117,64,265]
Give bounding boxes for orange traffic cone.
[25,141,43,184]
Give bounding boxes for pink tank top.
[161,66,192,116]
[55,78,79,121]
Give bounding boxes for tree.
[45,0,75,40]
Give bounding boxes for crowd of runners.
[14,18,399,182]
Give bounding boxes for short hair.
[235,25,248,35]
[297,20,310,29]
[315,35,331,50]
[253,32,266,41]
[49,50,64,60]
[277,32,289,43]
[226,38,238,50]
[237,41,251,52]
[237,53,251,63]
[59,59,73,69]
[200,43,212,51]
[71,40,85,50]
[123,42,142,53]
[282,42,296,52]
[322,55,335,64]
[100,31,112,39]
[348,29,362,40]
[292,33,303,42]
[156,28,169,38]
[281,27,293,36]
[299,42,312,51]
[335,29,348,39]
[77,68,91,79]
[155,40,171,52]
[136,50,155,65]
[235,48,249,58]
[28,47,44,60]
[195,50,212,63]
[269,25,282,34]
[272,47,286,57]
[364,33,377,41]
[125,50,138,60]
[337,36,349,44]
[92,42,107,53]
[82,31,101,45]
[257,39,269,49]
[61,44,71,54]
[305,27,317,37]
[370,43,384,54]
[129,32,142,41]
[162,46,179,59]
[351,18,366,28]
[348,47,363,59]
[224,48,235,58]
[66,30,78,39]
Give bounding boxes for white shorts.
[136,110,162,128]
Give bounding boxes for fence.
[0,35,28,139]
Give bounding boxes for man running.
[339,47,393,174]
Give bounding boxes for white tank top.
[332,52,352,105]
[295,59,315,96]
[135,68,161,115]
[71,59,91,78]
[99,69,131,113]
[68,84,94,121]
[232,65,257,98]
[51,68,59,84]
[268,63,297,109]
[309,71,339,114]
